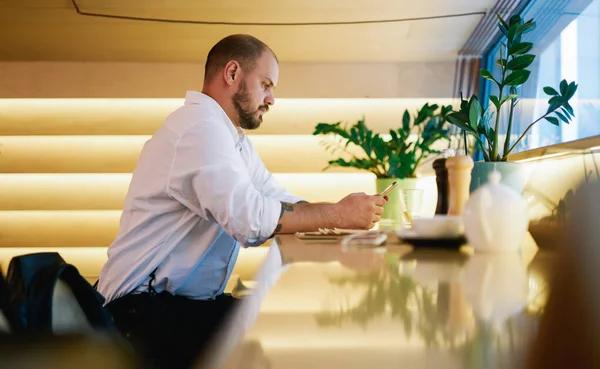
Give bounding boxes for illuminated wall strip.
[0,135,370,174]
[0,210,121,247]
[0,133,451,174]
[0,135,150,173]
[0,98,456,135]
[0,215,306,250]
[0,173,378,210]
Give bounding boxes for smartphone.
[380,181,398,197]
[341,230,388,247]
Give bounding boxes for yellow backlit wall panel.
[0,174,129,210]
[0,96,446,279]
[0,135,370,174]
[0,210,121,248]
[0,173,378,211]
[0,136,149,173]
[0,98,455,135]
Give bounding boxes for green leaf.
[313,123,352,141]
[499,94,519,106]
[496,58,507,68]
[545,116,560,126]
[548,95,562,105]
[506,54,535,70]
[469,98,482,130]
[402,110,410,131]
[374,141,388,161]
[327,158,352,168]
[357,119,366,136]
[447,114,475,133]
[556,111,569,123]
[520,20,536,34]
[498,23,509,37]
[504,70,531,86]
[509,42,533,55]
[509,14,522,25]
[477,121,488,135]
[497,13,510,31]
[507,24,518,43]
[566,82,578,100]
[490,95,500,109]
[483,105,495,120]
[468,94,479,107]
[543,86,559,96]
[480,69,497,84]
[547,96,562,114]
[448,109,469,125]
[350,127,359,145]
[441,104,453,117]
[564,102,574,116]
[560,80,568,95]
[485,127,495,147]
[561,107,573,118]
[459,95,471,112]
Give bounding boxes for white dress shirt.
[97,91,303,303]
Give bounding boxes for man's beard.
[232,80,268,130]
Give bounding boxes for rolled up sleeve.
[166,122,281,247]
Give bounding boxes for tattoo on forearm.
[296,200,309,204]
[279,202,294,219]
[274,202,294,233]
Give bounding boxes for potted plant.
[313,103,452,223]
[446,14,578,193]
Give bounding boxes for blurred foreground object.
[0,333,137,369]
[527,179,600,368]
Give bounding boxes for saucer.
[396,228,468,249]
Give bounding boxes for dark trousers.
[106,292,239,369]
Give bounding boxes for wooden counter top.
[206,233,553,369]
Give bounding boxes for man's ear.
[224,61,240,86]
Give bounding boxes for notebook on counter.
[295,228,388,246]
[294,228,364,240]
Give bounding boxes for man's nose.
[264,93,274,106]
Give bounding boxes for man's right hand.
[335,192,386,230]
[271,192,387,235]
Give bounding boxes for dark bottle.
[433,157,449,215]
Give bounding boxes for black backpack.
[0,268,23,334]
[6,252,116,333]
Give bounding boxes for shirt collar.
[184,90,246,146]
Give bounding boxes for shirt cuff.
[278,194,305,204]
[246,197,281,247]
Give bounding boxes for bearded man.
[98,34,385,369]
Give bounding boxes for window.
[483,0,600,154]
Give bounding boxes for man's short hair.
[204,34,277,81]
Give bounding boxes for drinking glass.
[399,189,423,228]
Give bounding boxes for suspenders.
[147,268,158,296]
